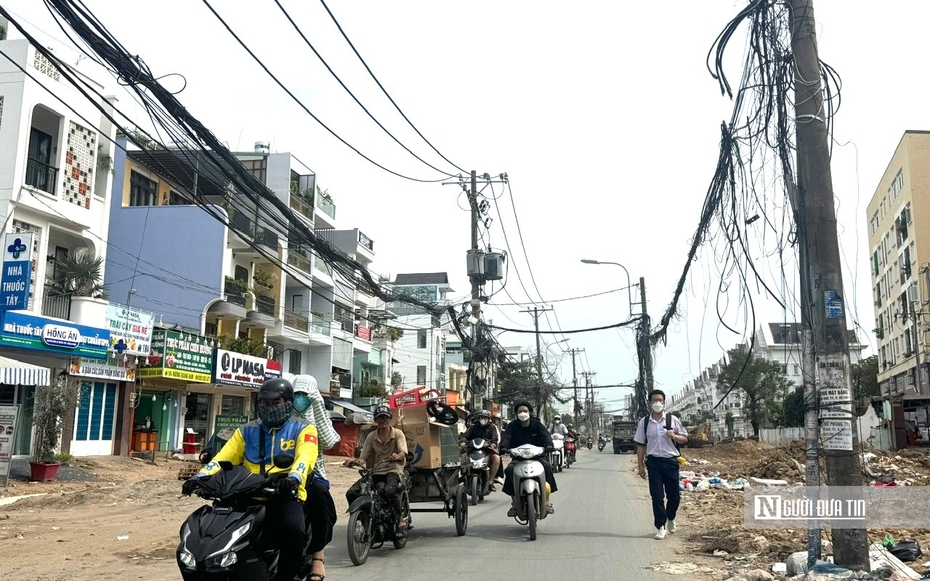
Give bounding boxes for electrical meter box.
[484,252,506,281]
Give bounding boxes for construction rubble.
[672,440,930,580]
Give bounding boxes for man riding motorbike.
[460,410,503,487]
[182,378,318,581]
[499,401,557,516]
[345,405,409,537]
[290,375,339,581]
[548,415,569,437]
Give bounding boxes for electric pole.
[468,170,480,408]
[789,0,867,568]
[634,277,652,420]
[521,306,552,419]
[582,371,596,431]
[569,348,585,425]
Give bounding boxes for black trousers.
[304,479,337,554]
[263,498,306,580]
[646,456,680,529]
[503,459,557,496]
[346,473,404,519]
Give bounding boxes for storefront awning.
[0,355,50,385]
[329,399,372,417]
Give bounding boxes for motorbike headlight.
[208,551,238,568]
[179,550,196,569]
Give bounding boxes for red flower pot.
[29,461,61,482]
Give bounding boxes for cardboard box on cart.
[396,405,459,469]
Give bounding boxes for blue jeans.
[645,456,680,529]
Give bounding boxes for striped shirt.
[290,374,341,480]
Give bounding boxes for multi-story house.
[0,30,122,457]
[104,140,380,451]
[388,273,452,393]
[867,131,929,397]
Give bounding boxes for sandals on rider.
[395,518,408,539]
[308,557,325,581]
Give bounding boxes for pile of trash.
[861,451,930,486]
[679,470,753,492]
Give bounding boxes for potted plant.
[31,374,81,482]
[45,250,107,299]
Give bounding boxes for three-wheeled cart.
[406,463,468,536]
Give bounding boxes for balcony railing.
[316,196,336,219]
[224,281,247,307]
[311,314,331,336]
[313,256,333,277]
[255,294,276,317]
[42,289,70,319]
[334,312,354,333]
[358,231,374,251]
[287,249,312,275]
[289,194,314,222]
[26,158,58,195]
[284,309,309,333]
[255,226,278,249]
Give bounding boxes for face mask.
[517,412,530,422]
[479,418,489,426]
[651,402,665,413]
[555,420,561,424]
[259,402,293,428]
[293,394,311,413]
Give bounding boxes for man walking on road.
[634,389,688,540]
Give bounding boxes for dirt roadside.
[0,456,359,581]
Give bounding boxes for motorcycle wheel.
[527,491,538,541]
[454,485,468,536]
[470,475,479,506]
[347,510,372,566]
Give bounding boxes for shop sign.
[212,414,249,455]
[356,325,371,341]
[0,404,18,490]
[213,349,272,389]
[138,329,213,383]
[70,355,137,382]
[0,311,109,358]
[106,304,155,356]
[265,359,281,381]
[0,233,32,311]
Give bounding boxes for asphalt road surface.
[135,450,700,581]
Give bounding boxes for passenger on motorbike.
[181,378,318,581]
[345,405,409,537]
[291,375,339,581]
[548,415,569,437]
[460,410,503,486]
[499,401,557,516]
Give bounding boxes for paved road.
[323,450,696,580]
[135,450,702,580]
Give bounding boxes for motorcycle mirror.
[272,454,295,470]
[218,460,234,472]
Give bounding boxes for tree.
[782,387,805,427]
[217,334,267,357]
[851,355,879,399]
[358,379,387,399]
[33,374,80,463]
[716,348,793,437]
[496,359,538,409]
[390,372,403,387]
[46,250,106,298]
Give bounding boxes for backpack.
[642,414,680,456]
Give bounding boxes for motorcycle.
[564,436,577,468]
[597,435,607,452]
[346,465,412,566]
[549,433,565,472]
[177,456,306,581]
[507,444,551,541]
[463,438,492,505]
[586,436,593,450]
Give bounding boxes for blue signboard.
[0,261,31,310]
[0,311,110,359]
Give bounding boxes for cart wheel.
[347,510,372,566]
[454,485,468,536]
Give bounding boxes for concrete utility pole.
[789,0,867,569]
[521,306,552,418]
[468,170,480,408]
[569,348,585,424]
[635,277,652,420]
[582,371,596,429]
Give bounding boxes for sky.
[5,1,930,412]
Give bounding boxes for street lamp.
[580,258,635,316]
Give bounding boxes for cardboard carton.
[396,406,460,469]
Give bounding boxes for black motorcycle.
[463,438,492,505]
[177,457,305,581]
[346,466,412,566]
[597,436,607,452]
